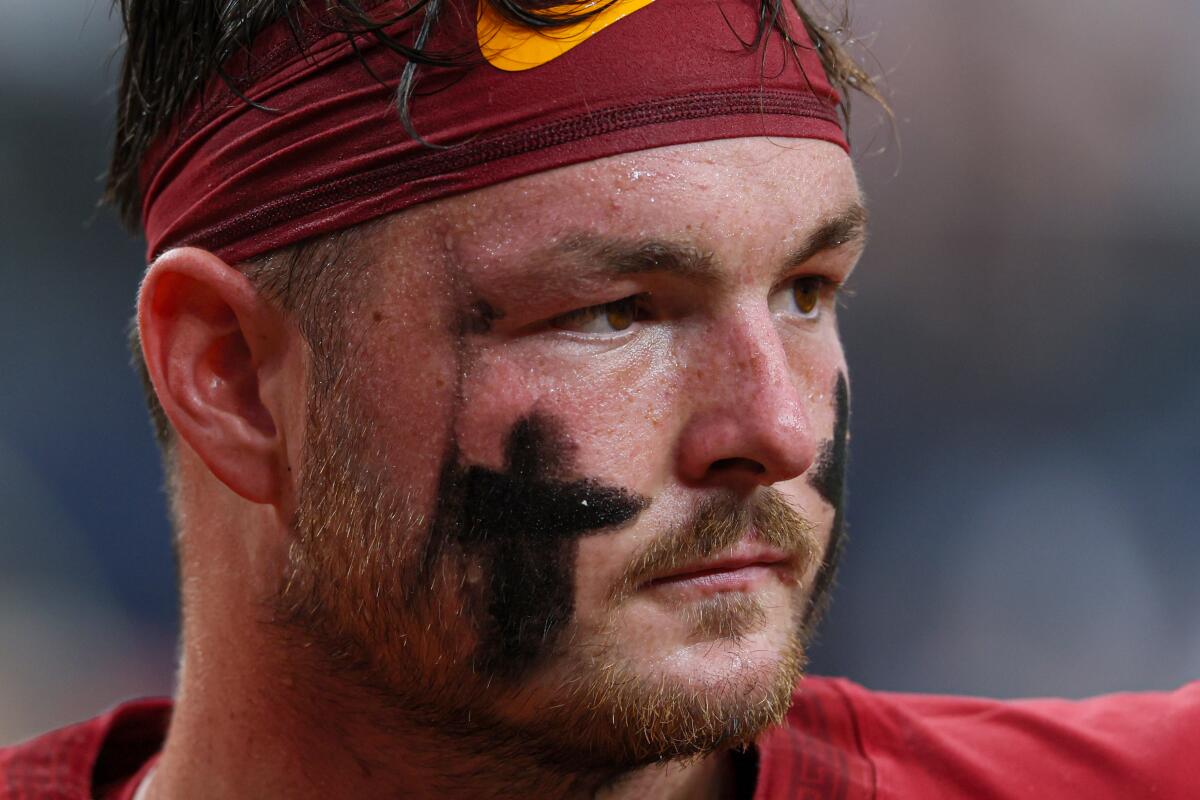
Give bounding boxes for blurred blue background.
[1,0,1197,744]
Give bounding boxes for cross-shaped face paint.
[278,136,864,771]
[430,412,647,677]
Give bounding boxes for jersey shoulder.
[754,676,878,799]
[827,677,1200,800]
[0,700,170,800]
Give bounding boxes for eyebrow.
[500,201,869,299]
[783,202,869,270]
[552,233,724,284]
[565,202,871,281]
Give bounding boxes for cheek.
[779,313,846,390]
[455,331,681,490]
[359,339,459,484]
[337,292,463,520]
[794,482,836,579]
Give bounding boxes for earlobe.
[138,247,289,506]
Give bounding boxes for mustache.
[609,488,820,604]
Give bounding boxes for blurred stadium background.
[1,0,1197,744]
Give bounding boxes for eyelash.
[548,275,847,335]
[549,294,651,335]
[771,275,840,320]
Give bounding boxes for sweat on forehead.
[427,139,865,296]
[141,0,846,266]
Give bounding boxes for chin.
[632,591,798,671]
[502,589,807,772]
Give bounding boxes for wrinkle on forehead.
[419,137,860,274]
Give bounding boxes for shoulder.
[771,677,1200,800]
[0,700,170,800]
[754,677,878,799]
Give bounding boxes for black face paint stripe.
[802,371,849,630]
[438,259,646,678]
[432,413,647,678]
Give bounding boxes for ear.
[138,247,291,506]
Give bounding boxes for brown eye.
[793,277,822,317]
[605,300,635,331]
[551,295,645,334]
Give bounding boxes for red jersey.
[3,678,1198,799]
[0,700,167,800]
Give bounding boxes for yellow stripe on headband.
[478,0,657,72]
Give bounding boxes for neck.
[150,618,739,800]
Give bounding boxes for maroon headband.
[141,0,847,265]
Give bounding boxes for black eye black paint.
[803,371,849,630]
[461,299,503,335]
[430,413,647,678]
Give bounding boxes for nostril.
[710,457,766,474]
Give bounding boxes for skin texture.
[137,136,865,800]
[435,411,648,677]
[802,370,851,631]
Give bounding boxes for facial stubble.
[274,381,837,774]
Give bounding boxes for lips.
[644,541,794,594]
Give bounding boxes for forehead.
[384,137,860,279]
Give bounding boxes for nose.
[674,313,819,492]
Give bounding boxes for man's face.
[278,137,863,768]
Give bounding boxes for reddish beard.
[273,385,823,774]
